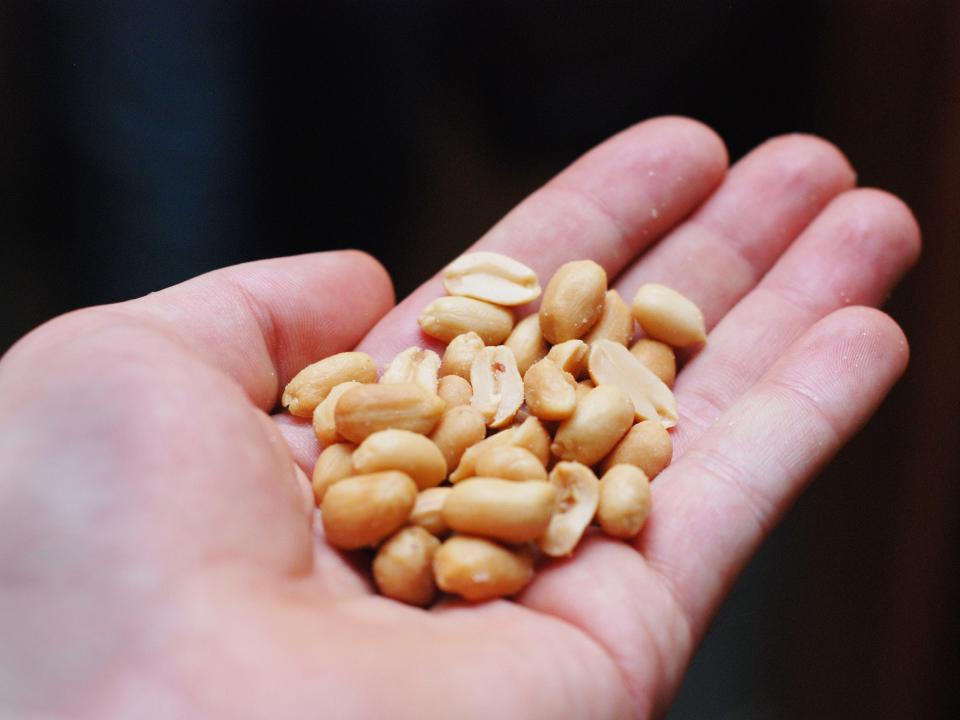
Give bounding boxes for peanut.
[334,382,445,443]
[629,338,677,387]
[373,526,441,606]
[409,487,452,536]
[433,536,534,601]
[504,314,548,376]
[538,462,600,557]
[429,405,487,472]
[631,283,707,347]
[281,352,377,418]
[470,345,524,429]
[311,442,356,503]
[510,415,552,467]
[551,384,634,466]
[575,379,595,404]
[352,429,448,490]
[312,380,362,446]
[523,358,577,421]
[439,331,485,380]
[474,445,548,482]
[443,478,557,543]
[442,251,542,306]
[546,339,589,378]
[538,260,607,343]
[437,374,473,408]
[380,347,441,395]
[600,420,673,479]
[419,296,514,345]
[321,471,417,549]
[588,339,678,428]
[597,464,651,539]
[583,289,634,346]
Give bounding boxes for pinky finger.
[640,306,910,638]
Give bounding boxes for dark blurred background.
[2,1,958,717]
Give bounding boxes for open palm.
[0,118,919,719]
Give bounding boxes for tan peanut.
[373,526,441,606]
[311,442,356,503]
[538,260,607,343]
[504,314,548,376]
[433,535,534,601]
[588,339,678,428]
[352,429,447,490]
[321,471,417,549]
[442,251,542,306]
[443,478,557,543]
[510,415,552,467]
[439,331,485,380]
[583,289,634,346]
[419,296,514,345]
[575,379,595,404]
[629,338,677,387]
[437,374,472,408]
[546,339,589,379]
[409,487,452,536]
[600,420,673,479]
[450,426,517,483]
[551,384,634,466]
[334,382,445,443]
[312,381,362,445]
[597,465,651,539]
[429,405,487,472]
[380,347,441,395]
[538,462,600,557]
[470,345,524,428]
[523,358,577,421]
[475,445,548,482]
[282,352,377,418]
[631,283,707,347]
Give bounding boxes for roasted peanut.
[321,471,417,549]
[449,427,516,483]
[352,429,448,490]
[575,379,595,404]
[629,338,677,387]
[311,442,356,503]
[546,339,589,379]
[551,384,634,466]
[523,358,577,421]
[475,445,548,482]
[470,345,524,428]
[443,478,557,543]
[282,352,377,418]
[538,260,607,343]
[439,331,485,379]
[437,374,473,408]
[433,535,535,601]
[334,382,445,443]
[409,487,452,536]
[600,420,672,479]
[442,251,542,306]
[373,526,441,606]
[588,339,678,427]
[380,347,441,395]
[429,405,487,472]
[504,314,548,376]
[583,289,634,346]
[597,465,651,539]
[419,296,514,345]
[510,415,552,467]
[631,283,707,347]
[538,462,600,557]
[312,380,362,446]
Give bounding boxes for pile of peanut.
[283,252,706,606]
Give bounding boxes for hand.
[0,117,919,719]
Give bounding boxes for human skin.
[0,117,920,719]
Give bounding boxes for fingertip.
[756,132,857,190]
[828,188,923,269]
[331,249,397,310]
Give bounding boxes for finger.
[115,250,394,410]
[357,116,728,364]
[610,133,856,329]
[520,307,910,714]
[672,188,921,454]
